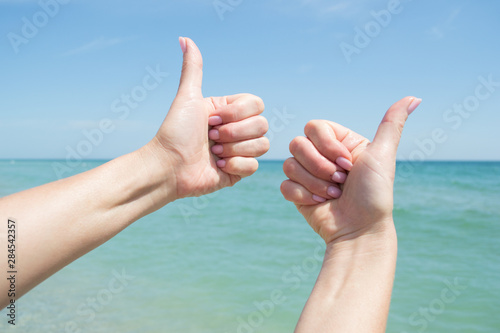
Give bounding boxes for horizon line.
[1,159,500,163]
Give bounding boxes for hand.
[144,37,269,201]
[281,97,422,244]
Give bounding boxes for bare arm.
[0,37,269,308]
[0,148,172,305]
[281,97,422,332]
[296,231,397,332]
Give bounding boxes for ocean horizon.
[2,159,500,162]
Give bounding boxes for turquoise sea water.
[0,160,499,332]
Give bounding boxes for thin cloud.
[313,0,383,14]
[269,0,389,21]
[429,27,445,39]
[297,63,314,74]
[428,7,461,39]
[64,119,156,132]
[61,36,133,57]
[0,0,36,3]
[324,2,350,14]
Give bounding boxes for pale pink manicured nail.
[336,157,353,171]
[211,144,223,155]
[208,116,223,126]
[209,129,220,140]
[312,194,326,203]
[327,186,342,199]
[331,171,347,183]
[216,159,226,168]
[407,98,422,115]
[179,37,187,53]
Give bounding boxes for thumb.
[371,96,422,160]
[177,37,203,97]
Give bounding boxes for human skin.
[0,37,269,308]
[281,96,422,332]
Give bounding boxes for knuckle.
[310,162,329,177]
[223,143,235,156]
[229,157,258,176]
[289,136,308,154]
[240,159,255,176]
[249,159,259,174]
[282,158,297,175]
[312,182,328,196]
[259,137,270,153]
[280,181,289,198]
[304,119,322,136]
[394,119,405,136]
[254,97,265,113]
[256,116,269,134]
[231,103,245,122]
[289,137,303,154]
[280,180,294,201]
[309,164,322,176]
[222,125,235,141]
[226,157,237,170]
[382,111,406,128]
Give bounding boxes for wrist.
[325,221,397,260]
[304,220,397,333]
[134,139,179,206]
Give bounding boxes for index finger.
[305,120,370,162]
[304,120,352,165]
[209,94,265,123]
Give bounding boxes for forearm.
[295,226,397,333]
[0,143,174,307]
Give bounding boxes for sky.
[1,0,499,161]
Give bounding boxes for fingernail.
[208,116,223,126]
[216,159,226,168]
[209,129,220,140]
[179,37,187,54]
[327,186,342,199]
[336,157,353,171]
[407,97,422,115]
[331,171,347,183]
[211,144,223,155]
[312,194,326,203]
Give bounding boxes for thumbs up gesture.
[281,97,422,244]
[144,37,269,202]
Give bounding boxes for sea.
[0,160,499,333]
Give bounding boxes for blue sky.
[1,0,499,161]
